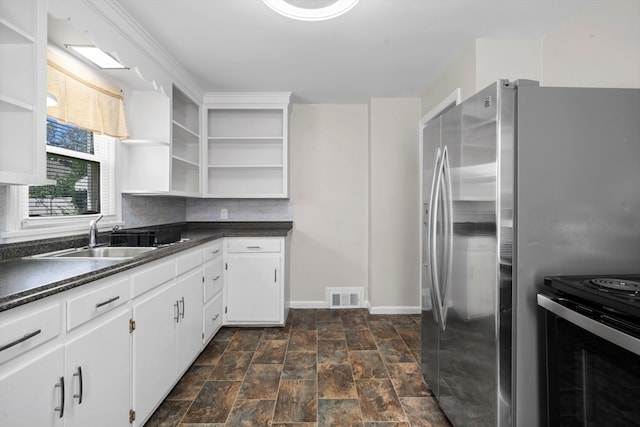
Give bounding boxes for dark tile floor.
[144,308,452,427]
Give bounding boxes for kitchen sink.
[31,246,158,260]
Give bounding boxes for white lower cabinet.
[0,345,65,427]
[0,301,130,427]
[132,283,178,425]
[131,256,204,426]
[224,237,286,325]
[64,310,131,427]
[0,235,289,427]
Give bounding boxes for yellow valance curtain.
[46,48,129,139]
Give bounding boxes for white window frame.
[2,132,122,243]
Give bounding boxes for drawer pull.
[212,249,220,255]
[54,376,65,418]
[212,314,220,322]
[95,296,120,309]
[213,275,221,281]
[0,329,42,352]
[73,366,83,404]
[247,245,261,249]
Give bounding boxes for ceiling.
[51,0,592,103]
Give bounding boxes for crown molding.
[79,0,203,101]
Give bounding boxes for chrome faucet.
[88,214,104,248]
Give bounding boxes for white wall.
[421,1,640,114]
[543,1,640,88]
[289,104,369,305]
[368,98,422,313]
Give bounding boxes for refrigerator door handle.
[440,146,454,330]
[427,147,442,324]
[430,148,447,329]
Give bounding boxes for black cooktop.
[544,274,640,319]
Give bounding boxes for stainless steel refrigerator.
[420,79,640,427]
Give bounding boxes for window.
[13,118,117,235]
[29,119,102,217]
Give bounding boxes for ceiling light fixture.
[65,44,127,69]
[263,0,359,21]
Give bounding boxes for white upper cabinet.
[203,92,291,198]
[122,85,201,196]
[0,0,48,185]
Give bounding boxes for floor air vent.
[326,287,363,309]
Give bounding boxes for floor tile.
[273,379,318,423]
[148,309,450,427]
[225,399,275,426]
[283,351,317,380]
[318,339,349,364]
[350,350,388,379]
[181,381,241,424]
[194,340,229,365]
[318,399,363,427]
[252,339,287,364]
[167,365,214,400]
[209,351,253,381]
[238,364,282,399]
[289,330,317,351]
[318,363,357,398]
[356,379,407,422]
[317,321,345,340]
[400,397,453,427]
[144,399,191,427]
[377,339,416,363]
[345,329,377,351]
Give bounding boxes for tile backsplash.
[186,198,292,222]
[122,194,187,228]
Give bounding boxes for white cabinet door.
[64,310,130,427]
[0,346,64,427]
[175,269,204,369]
[225,254,282,324]
[132,283,177,424]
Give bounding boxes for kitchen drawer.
[203,257,223,303]
[202,240,223,263]
[225,238,281,253]
[203,293,223,343]
[132,259,175,297]
[176,248,203,276]
[67,277,130,331]
[0,303,62,364]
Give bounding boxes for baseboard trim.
[289,301,420,315]
[290,300,328,309]
[368,306,421,315]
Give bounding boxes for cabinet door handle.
[212,314,220,322]
[55,376,65,418]
[179,297,185,319]
[174,301,180,323]
[95,296,120,309]
[213,275,221,281]
[274,269,277,283]
[212,249,220,255]
[73,366,83,404]
[0,329,41,352]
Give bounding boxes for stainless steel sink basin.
[31,246,157,260]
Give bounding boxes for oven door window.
[545,313,640,426]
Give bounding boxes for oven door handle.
[537,294,640,356]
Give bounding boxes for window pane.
[29,154,101,217]
[47,118,94,154]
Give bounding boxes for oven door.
[538,294,640,427]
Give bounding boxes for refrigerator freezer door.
[421,115,442,397]
[437,82,501,427]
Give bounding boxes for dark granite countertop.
[0,221,292,312]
